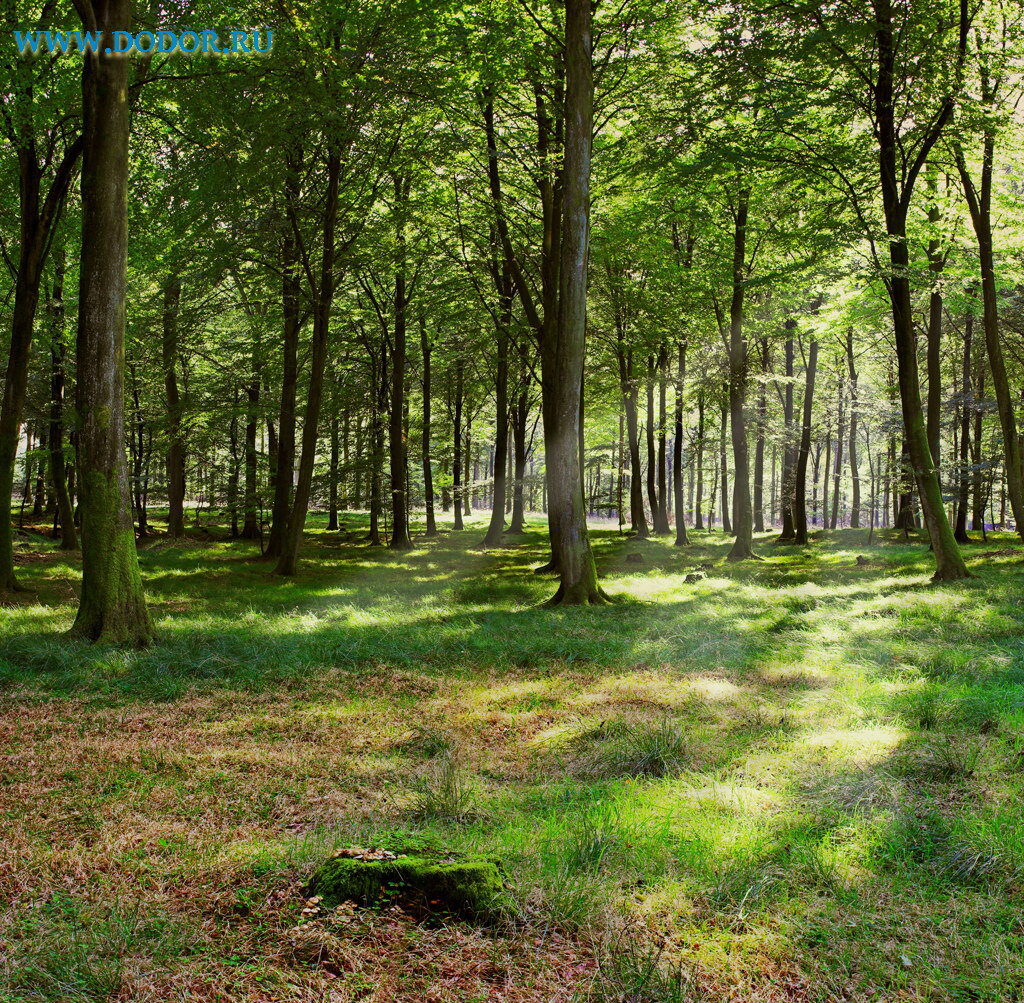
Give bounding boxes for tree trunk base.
[726,546,761,562]
[68,598,154,647]
[533,559,559,575]
[0,580,31,595]
[542,583,614,607]
[931,566,973,582]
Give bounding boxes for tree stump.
[308,847,503,919]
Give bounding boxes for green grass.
[1,512,1023,1000]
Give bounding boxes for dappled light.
[2,514,1023,998]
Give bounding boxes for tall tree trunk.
[129,372,147,536]
[162,275,185,537]
[972,361,985,532]
[463,419,472,515]
[420,317,437,537]
[925,168,944,484]
[482,263,512,546]
[726,190,754,560]
[846,329,861,529]
[33,430,46,518]
[720,389,732,535]
[956,130,1024,541]
[453,360,464,531]
[544,0,603,604]
[241,355,260,540]
[778,323,796,540]
[275,149,340,575]
[228,386,240,538]
[327,412,340,531]
[368,350,384,545]
[830,375,845,529]
[617,343,648,538]
[694,391,705,530]
[954,306,974,543]
[753,336,768,533]
[654,344,670,533]
[874,4,968,579]
[0,106,82,590]
[47,247,76,550]
[645,357,658,528]
[70,0,153,644]
[508,364,529,534]
[793,338,817,546]
[388,175,413,550]
[674,340,689,546]
[266,151,302,559]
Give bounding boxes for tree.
[543,0,604,605]
[69,0,153,645]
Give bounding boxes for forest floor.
[1,514,1023,1002]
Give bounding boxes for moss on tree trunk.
[70,0,153,646]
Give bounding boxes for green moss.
[309,849,504,918]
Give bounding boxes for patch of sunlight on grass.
[682,675,744,701]
[799,725,905,765]
[669,781,785,815]
[464,678,559,710]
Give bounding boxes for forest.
[1,0,1024,1000]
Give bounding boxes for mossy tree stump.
[309,847,503,919]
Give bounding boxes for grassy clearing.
[1,514,1023,1001]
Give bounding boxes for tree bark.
[241,355,260,540]
[830,375,845,529]
[275,149,340,575]
[956,130,1024,541]
[327,411,340,531]
[266,151,302,559]
[719,389,732,535]
[482,261,512,546]
[387,177,413,550]
[925,168,944,483]
[972,360,985,532]
[794,338,817,546]
[544,0,603,605]
[695,391,705,530]
[420,317,437,537]
[674,340,689,546]
[70,0,153,645]
[874,2,968,579]
[753,336,768,533]
[645,357,658,529]
[654,343,670,533]
[778,323,797,540]
[162,275,185,537]
[846,329,861,529]
[954,306,974,543]
[0,114,82,588]
[617,341,648,538]
[508,358,529,534]
[453,360,464,531]
[47,248,76,550]
[726,189,754,561]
